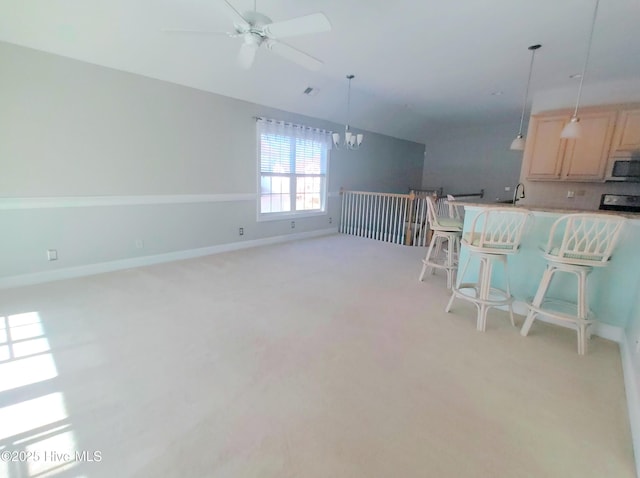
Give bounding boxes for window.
[257,118,331,220]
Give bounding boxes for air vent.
[303,87,319,96]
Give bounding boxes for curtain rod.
[253,116,333,135]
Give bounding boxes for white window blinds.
[257,118,332,218]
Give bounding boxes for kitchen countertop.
[455,201,640,220]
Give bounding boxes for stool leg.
[432,236,443,275]
[576,269,588,319]
[477,257,492,332]
[479,304,489,332]
[577,323,588,355]
[521,265,555,336]
[446,251,471,313]
[445,290,456,314]
[576,269,589,355]
[419,232,438,281]
[451,236,458,263]
[445,234,455,290]
[501,256,515,327]
[451,235,461,285]
[418,262,428,282]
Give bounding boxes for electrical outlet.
[504,186,511,192]
[291,221,295,229]
[329,217,332,224]
[135,239,144,249]
[567,190,575,198]
[239,227,244,236]
[47,249,58,261]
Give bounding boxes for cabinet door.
[525,115,567,180]
[562,111,616,181]
[612,109,640,150]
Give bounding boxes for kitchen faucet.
[513,183,525,205]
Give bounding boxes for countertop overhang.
[456,201,640,220]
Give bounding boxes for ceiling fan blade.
[237,42,257,69]
[266,40,323,71]
[263,13,331,39]
[219,0,249,28]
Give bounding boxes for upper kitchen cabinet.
[612,108,640,150]
[524,109,616,182]
[561,110,616,181]
[524,114,567,180]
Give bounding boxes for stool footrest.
[527,298,594,323]
[423,258,459,270]
[453,284,513,307]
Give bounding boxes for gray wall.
[0,42,424,279]
[421,119,525,201]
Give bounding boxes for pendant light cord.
[517,47,538,136]
[347,78,351,130]
[346,75,354,131]
[572,0,600,118]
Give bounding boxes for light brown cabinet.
[562,111,616,180]
[524,109,616,182]
[612,109,640,150]
[524,114,566,180]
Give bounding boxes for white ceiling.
[1,0,640,143]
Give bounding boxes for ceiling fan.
[167,0,332,71]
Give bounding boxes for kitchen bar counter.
[456,204,640,332]
[457,201,640,220]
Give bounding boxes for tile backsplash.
[519,180,640,210]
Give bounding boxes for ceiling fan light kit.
[561,0,600,139]
[333,75,364,150]
[169,0,331,71]
[510,44,541,151]
[228,1,331,71]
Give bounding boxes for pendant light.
[510,44,542,151]
[561,0,601,139]
[332,75,364,150]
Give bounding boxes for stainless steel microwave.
[606,151,640,182]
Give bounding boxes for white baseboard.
[0,228,340,289]
[620,334,640,478]
[511,300,624,343]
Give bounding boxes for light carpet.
[0,234,634,477]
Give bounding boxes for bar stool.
[520,213,625,355]
[418,195,463,289]
[446,194,465,221]
[446,207,531,331]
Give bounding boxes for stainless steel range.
[599,194,640,213]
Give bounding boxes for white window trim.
[255,117,332,222]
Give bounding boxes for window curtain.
[256,117,333,149]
